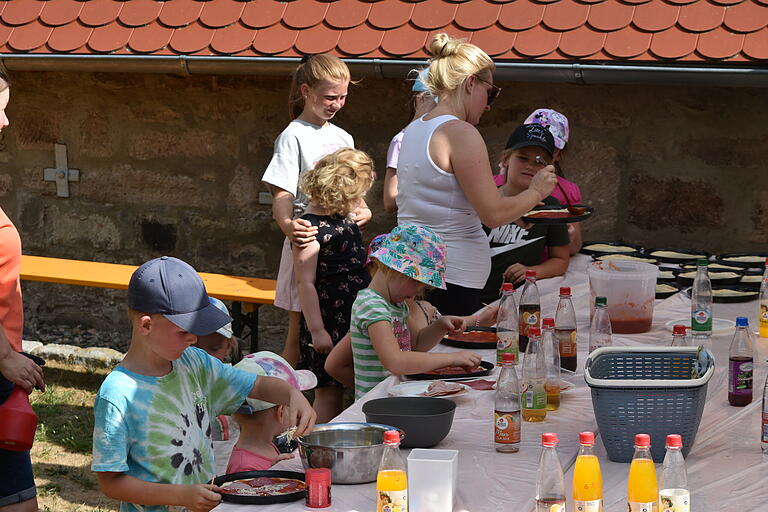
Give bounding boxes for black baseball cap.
[127,256,232,336]
[504,124,555,157]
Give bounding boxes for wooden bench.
[19,255,276,353]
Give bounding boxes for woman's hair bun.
[430,33,459,58]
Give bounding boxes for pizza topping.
[220,477,307,497]
[421,381,464,397]
[446,330,497,343]
[424,365,483,375]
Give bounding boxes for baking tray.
[214,470,306,505]
[646,248,710,264]
[406,360,494,381]
[441,326,497,349]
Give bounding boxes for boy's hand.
[310,329,333,354]
[290,218,318,248]
[288,388,317,437]
[181,484,222,512]
[438,316,465,336]
[451,351,482,370]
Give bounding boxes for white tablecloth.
[216,254,768,512]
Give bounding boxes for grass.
[29,361,119,512]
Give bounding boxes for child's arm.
[370,320,481,376]
[249,376,317,436]
[96,473,221,512]
[269,184,318,248]
[502,244,570,284]
[324,333,355,387]
[292,239,333,354]
[412,316,465,352]
[351,197,372,229]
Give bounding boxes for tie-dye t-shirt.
[92,346,256,512]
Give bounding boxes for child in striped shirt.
[349,225,482,399]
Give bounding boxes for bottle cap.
[383,430,400,444]
[696,258,708,266]
[666,434,682,448]
[595,296,607,307]
[559,287,571,296]
[501,283,514,292]
[735,316,749,327]
[542,432,558,447]
[528,327,541,337]
[634,433,650,448]
[672,324,687,335]
[579,431,595,445]
[525,270,537,278]
[542,318,555,329]
[501,352,516,364]
[306,468,332,484]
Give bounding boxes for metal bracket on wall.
[43,144,79,198]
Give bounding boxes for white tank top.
[396,115,491,289]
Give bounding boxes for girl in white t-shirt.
[262,54,371,366]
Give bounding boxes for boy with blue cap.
[92,256,316,512]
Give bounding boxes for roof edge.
[1,54,767,88]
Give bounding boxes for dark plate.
[214,470,306,505]
[521,204,594,224]
[713,252,768,269]
[711,284,760,303]
[737,271,763,290]
[580,240,644,257]
[676,269,743,287]
[406,360,494,381]
[646,248,710,264]
[441,326,497,349]
[656,282,682,299]
[680,262,743,272]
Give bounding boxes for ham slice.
[462,379,496,391]
[420,381,464,397]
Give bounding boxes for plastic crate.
[585,346,714,463]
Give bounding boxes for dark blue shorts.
[0,373,37,506]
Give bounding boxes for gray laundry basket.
[585,346,714,463]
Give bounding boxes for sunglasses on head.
[473,75,502,106]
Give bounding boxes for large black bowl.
[362,397,456,448]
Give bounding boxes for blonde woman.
[396,33,558,316]
[292,148,374,422]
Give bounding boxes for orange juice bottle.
[377,430,407,512]
[627,434,658,512]
[573,432,603,511]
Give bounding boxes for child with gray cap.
[91,256,316,512]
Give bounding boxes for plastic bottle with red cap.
[518,270,541,353]
[535,432,566,512]
[305,468,332,508]
[659,434,690,512]
[542,318,561,411]
[497,282,519,365]
[555,286,578,372]
[728,317,754,407]
[494,352,521,453]
[376,430,407,512]
[522,326,547,422]
[670,324,689,347]
[573,431,602,511]
[627,433,657,512]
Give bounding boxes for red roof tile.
[0,0,764,64]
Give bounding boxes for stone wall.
[2,71,766,351]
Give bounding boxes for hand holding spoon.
[534,156,586,216]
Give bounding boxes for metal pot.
[296,422,405,484]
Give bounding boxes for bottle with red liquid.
[555,287,577,372]
[518,270,541,354]
[728,317,754,407]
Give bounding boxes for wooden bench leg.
[231,302,260,354]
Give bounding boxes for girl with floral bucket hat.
[349,224,483,399]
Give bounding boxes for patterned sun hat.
[365,233,389,267]
[234,351,317,413]
[369,224,447,289]
[524,108,569,150]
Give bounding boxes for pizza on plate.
[220,477,306,496]
[424,365,484,375]
[446,330,497,343]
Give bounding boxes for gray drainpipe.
[1,54,766,87]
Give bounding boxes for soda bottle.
[658,434,690,512]
[728,317,754,407]
[627,433,658,512]
[589,296,612,354]
[762,371,768,454]
[518,270,541,353]
[522,327,547,422]
[494,352,521,453]
[376,430,408,512]
[670,325,688,347]
[690,259,712,338]
[535,432,566,512]
[497,283,519,365]
[760,257,768,339]
[573,431,603,512]
[542,318,561,411]
[555,287,577,372]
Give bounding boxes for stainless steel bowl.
[297,422,405,484]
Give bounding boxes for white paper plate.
[664,318,736,336]
[388,380,470,399]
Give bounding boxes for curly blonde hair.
[299,148,374,216]
[423,33,495,98]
